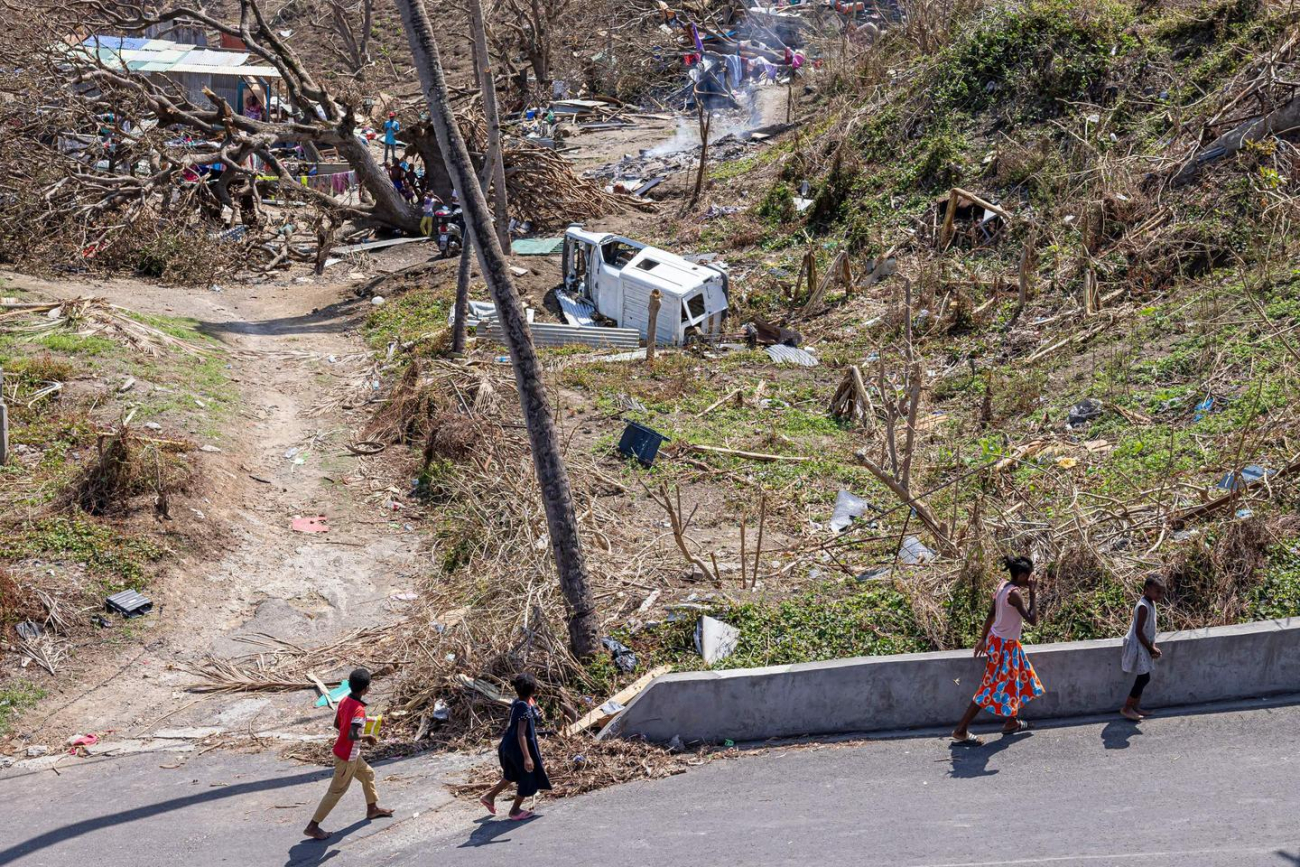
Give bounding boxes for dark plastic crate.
[618,421,668,467]
[106,589,153,618]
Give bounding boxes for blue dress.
[497,699,552,797]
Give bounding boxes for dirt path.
[6,85,791,756]
[10,271,423,747]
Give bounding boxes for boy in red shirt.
[304,668,393,840]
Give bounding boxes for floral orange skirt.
[973,634,1045,717]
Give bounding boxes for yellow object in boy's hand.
[363,714,383,737]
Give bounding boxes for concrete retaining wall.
[601,618,1300,744]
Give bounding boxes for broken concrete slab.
[695,616,740,666]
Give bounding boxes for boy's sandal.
[952,734,984,746]
[508,810,535,821]
[479,796,496,815]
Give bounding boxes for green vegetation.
[0,680,46,735]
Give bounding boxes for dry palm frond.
[0,296,213,356]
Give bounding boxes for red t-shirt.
[332,696,367,762]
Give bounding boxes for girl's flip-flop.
[479,797,496,815]
[508,810,535,821]
[1003,719,1031,734]
[952,734,985,746]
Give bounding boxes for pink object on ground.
[291,516,329,533]
[508,810,535,821]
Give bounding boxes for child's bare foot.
[1120,706,1142,721]
[1135,707,1152,717]
[366,805,394,820]
[303,822,330,840]
[479,795,497,815]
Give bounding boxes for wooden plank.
[565,665,672,736]
[332,236,430,255]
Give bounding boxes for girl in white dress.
[1120,576,1166,721]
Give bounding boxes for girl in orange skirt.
[951,556,1045,745]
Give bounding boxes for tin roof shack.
[562,228,729,346]
[71,36,281,115]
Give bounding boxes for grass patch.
[0,680,46,735]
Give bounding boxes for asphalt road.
[4,698,1299,867]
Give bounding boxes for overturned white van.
[561,227,728,346]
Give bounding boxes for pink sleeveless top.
[990,581,1023,641]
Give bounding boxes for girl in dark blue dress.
[480,672,551,819]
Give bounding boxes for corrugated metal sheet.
[555,289,596,327]
[766,345,819,367]
[482,321,641,349]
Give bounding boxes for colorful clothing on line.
[972,633,1045,717]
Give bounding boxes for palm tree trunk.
[452,234,472,354]
[394,0,599,658]
[466,0,511,250]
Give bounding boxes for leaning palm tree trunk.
[394,0,599,658]
[466,0,511,250]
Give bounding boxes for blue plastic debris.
[618,421,668,466]
[1217,465,1272,492]
[314,682,352,708]
[1194,395,1214,422]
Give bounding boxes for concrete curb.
[601,617,1300,744]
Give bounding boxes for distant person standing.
[303,668,393,840]
[951,556,1046,745]
[1120,576,1165,721]
[382,112,401,163]
[420,191,439,237]
[479,673,552,820]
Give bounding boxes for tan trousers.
[312,756,377,823]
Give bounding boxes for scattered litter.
[26,746,49,758]
[898,536,936,565]
[856,567,891,582]
[509,266,530,277]
[66,733,99,754]
[1235,507,1254,519]
[118,377,136,393]
[106,589,152,618]
[445,299,500,329]
[291,516,329,533]
[16,620,42,641]
[432,699,450,722]
[371,296,386,306]
[615,393,647,413]
[1067,398,1104,429]
[793,197,814,212]
[667,734,685,754]
[1193,395,1214,421]
[618,421,669,467]
[601,637,639,674]
[390,592,419,602]
[766,345,819,367]
[1218,465,1272,491]
[1055,456,1078,469]
[199,444,221,453]
[695,615,740,665]
[829,489,871,533]
[511,237,566,256]
[143,422,163,431]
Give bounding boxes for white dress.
[1121,597,1157,675]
